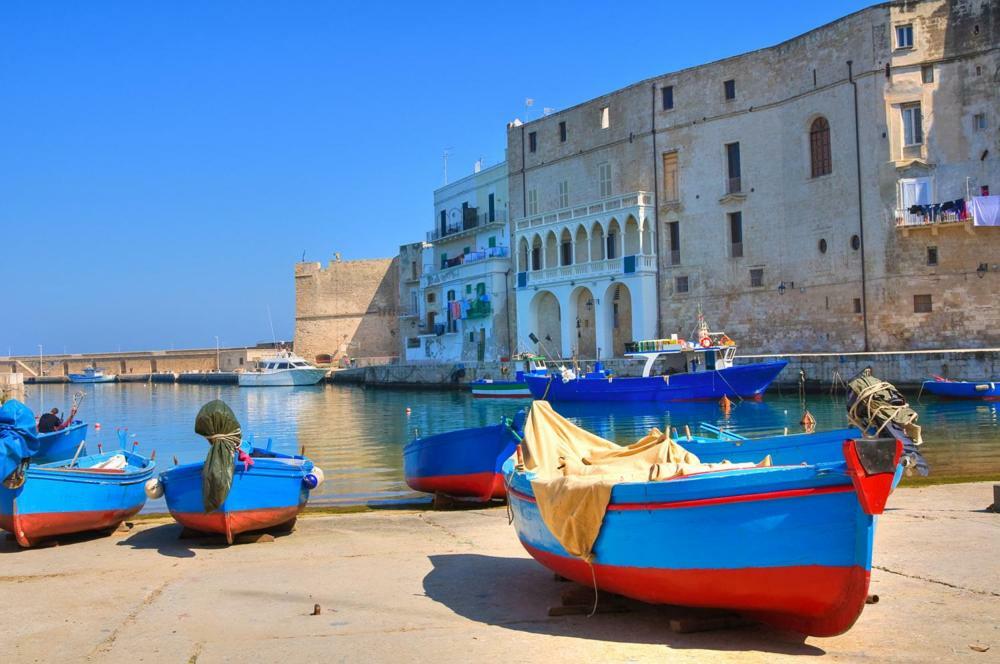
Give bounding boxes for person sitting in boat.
[36,408,62,433]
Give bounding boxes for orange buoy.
[800,409,817,433]
[719,395,732,415]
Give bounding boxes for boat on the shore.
[34,420,89,464]
[68,367,116,384]
[403,413,525,501]
[504,402,904,636]
[238,350,327,387]
[470,356,546,399]
[921,376,999,400]
[0,448,155,548]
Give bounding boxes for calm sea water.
[23,382,1000,512]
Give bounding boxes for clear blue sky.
[2,1,873,355]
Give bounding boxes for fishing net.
[846,369,929,476]
[194,400,242,512]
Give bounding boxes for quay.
[3,482,997,662]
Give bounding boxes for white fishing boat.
[237,351,327,387]
[67,367,117,384]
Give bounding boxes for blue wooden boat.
[505,412,904,636]
[34,420,89,463]
[404,413,525,500]
[67,367,117,383]
[921,377,999,400]
[0,449,155,548]
[156,443,322,544]
[524,339,786,402]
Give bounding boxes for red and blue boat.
[34,420,89,463]
[921,376,999,400]
[156,443,322,544]
[404,413,525,501]
[524,335,786,402]
[505,431,904,636]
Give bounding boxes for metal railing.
[730,241,743,258]
[668,249,681,266]
[894,207,969,227]
[727,177,742,194]
[427,209,508,242]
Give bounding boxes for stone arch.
[623,215,640,256]
[574,224,589,263]
[604,281,633,357]
[560,227,573,266]
[590,221,606,261]
[641,217,654,255]
[530,234,543,270]
[544,230,558,268]
[518,236,530,271]
[570,286,597,358]
[606,218,622,260]
[529,290,562,358]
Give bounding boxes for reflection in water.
[20,383,1000,510]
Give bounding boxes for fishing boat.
[470,356,546,399]
[238,350,327,387]
[0,448,155,548]
[504,402,905,637]
[524,337,786,402]
[35,420,89,464]
[403,413,525,501]
[68,367,116,383]
[156,444,321,544]
[921,376,999,400]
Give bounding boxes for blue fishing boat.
[504,402,905,637]
[404,413,525,500]
[921,377,999,400]
[470,356,546,399]
[156,445,321,544]
[67,367,116,383]
[34,420,89,463]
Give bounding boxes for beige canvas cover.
[519,401,770,561]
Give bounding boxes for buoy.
[405,407,411,415]
[800,410,816,433]
[719,395,732,415]
[95,423,102,431]
[304,466,325,489]
[144,478,164,499]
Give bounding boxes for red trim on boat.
[170,506,302,545]
[507,484,852,511]
[2,508,141,548]
[520,540,871,637]
[406,472,506,500]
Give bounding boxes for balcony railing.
[520,254,656,288]
[514,191,654,232]
[727,177,742,195]
[730,241,743,258]
[894,207,970,227]
[668,249,681,266]
[421,247,511,287]
[427,209,508,242]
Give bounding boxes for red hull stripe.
[170,506,302,545]
[521,541,870,637]
[406,472,506,500]
[508,483,852,511]
[1,508,141,548]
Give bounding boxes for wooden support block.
[432,492,458,510]
[114,522,134,534]
[236,532,275,544]
[668,608,753,634]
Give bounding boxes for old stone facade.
[294,257,399,364]
[507,0,998,355]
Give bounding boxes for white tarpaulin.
[971,196,1000,227]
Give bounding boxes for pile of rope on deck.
[846,369,929,476]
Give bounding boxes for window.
[749,268,763,288]
[560,237,572,266]
[528,131,537,153]
[531,245,541,270]
[851,234,861,251]
[913,294,932,313]
[853,298,862,314]
[527,188,538,215]
[488,235,496,248]
[559,121,567,142]
[975,65,982,76]
[927,246,938,266]
[809,117,832,177]
[921,64,934,83]
[818,238,827,254]
[600,106,610,129]
[675,276,689,293]
[410,261,417,280]
[606,232,617,260]
[598,162,612,198]
[902,104,923,145]
[900,176,933,209]
[725,142,741,193]
[896,24,913,49]
[974,113,987,131]
[667,221,680,265]
[724,79,736,100]
[427,292,436,303]
[661,86,674,110]
[558,180,569,208]
[729,212,743,258]
[662,152,679,202]
[465,284,472,294]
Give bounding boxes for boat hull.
[160,452,314,544]
[67,375,116,384]
[238,368,327,387]
[403,420,521,501]
[505,443,895,637]
[921,380,999,400]
[525,361,787,402]
[0,451,154,548]
[34,421,88,463]
[470,381,532,399]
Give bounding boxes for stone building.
[507,0,999,356]
[294,257,400,364]
[401,162,515,362]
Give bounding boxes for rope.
[716,370,745,404]
[205,429,242,451]
[846,380,917,438]
[542,375,553,401]
[587,559,599,617]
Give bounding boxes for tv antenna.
[442,147,453,185]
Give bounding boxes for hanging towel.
[971,196,1000,226]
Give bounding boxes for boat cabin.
[623,335,738,378]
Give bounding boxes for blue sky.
[1,1,873,355]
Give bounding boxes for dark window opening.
[561,241,572,266]
[921,64,934,83]
[726,142,741,193]
[675,276,689,293]
[818,238,827,254]
[667,221,680,265]
[809,117,832,177]
[488,193,495,222]
[749,268,763,288]
[913,294,932,313]
[851,234,861,251]
[531,247,541,271]
[927,246,938,266]
[724,79,736,100]
[559,121,567,142]
[729,212,743,258]
[528,131,537,153]
[853,298,862,314]
[661,86,674,110]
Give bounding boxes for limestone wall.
[294,258,400,363]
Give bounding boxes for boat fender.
[304,466,325,489]
[144,478,164,499]
[699,337,712,348]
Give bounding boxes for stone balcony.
[421,248,511,289]
[519,254,657,289]
[515,191,654,234]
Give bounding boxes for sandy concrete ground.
[2,483,998,663]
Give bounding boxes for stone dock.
[3,482,997,663]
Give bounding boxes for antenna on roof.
[442,147,453,185]
[266,306,277,349]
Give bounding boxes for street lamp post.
[215,336,220,371]
[38,344,43,376]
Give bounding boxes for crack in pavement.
[88,578,173,658]
[873,566,1000,597]
[416,513,475,547]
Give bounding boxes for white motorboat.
[237,351,327,387]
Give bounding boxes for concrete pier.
[2,482,997,662]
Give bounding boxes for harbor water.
[22,382,1000,511]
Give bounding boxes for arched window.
[810,117,832,178]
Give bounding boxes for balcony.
[667,249,681,266]
[427,209,508,243]
[727,176,742,195]
[421,246,511,288]
[514,191,655,233]
[893,208,978,236]
[519,254,657,289]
